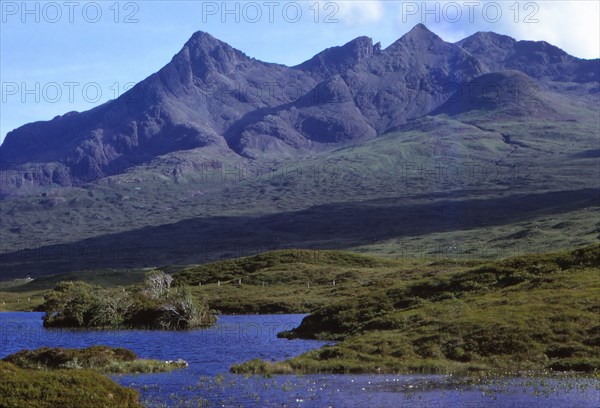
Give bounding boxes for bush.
[41,274,215,330]
[42,281,99,327]
[158,287,215,330]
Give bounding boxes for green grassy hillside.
[1,113,598,277]
[1,250,427,314]
[231,245,600,375]
[177,249,426,313]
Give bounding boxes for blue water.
[1,312,598,407]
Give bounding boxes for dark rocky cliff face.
[1,24,598,192]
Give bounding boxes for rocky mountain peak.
[170,31,250,79]
[185,31,220,47]
[342,36,378,61]
[405,23,436,37]
[387,23,443,51]
[457,31,516,51]
[296,36,378,76]
[513,40,569,61]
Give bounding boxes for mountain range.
[1,24,597,191]
[0,24,598,277]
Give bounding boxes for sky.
[1,0,599,145]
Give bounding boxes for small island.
[42,271,215,330]
[2,346,188,374]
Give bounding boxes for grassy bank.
[231,245,600,376]
[0,360,144,408]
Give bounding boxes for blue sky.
[1,0,599,145]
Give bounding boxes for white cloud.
[390,1,598,59]
[334,0,384,25]
[507,1,600,59]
